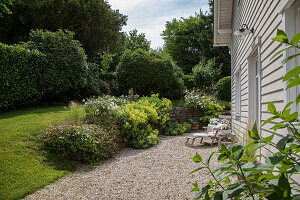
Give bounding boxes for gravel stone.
[25,133,219,200]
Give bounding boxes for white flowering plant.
[83,95,126,118]
[184,89,204,108]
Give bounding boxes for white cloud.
[108,0,209,49]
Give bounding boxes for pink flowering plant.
[41,121,119,163]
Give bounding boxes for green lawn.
[0,106,79,200]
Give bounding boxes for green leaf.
[283,66,300,81]
[276,136,290,151]
[194,185,211,200]
[291,32,300,45]
[268,102,277,114]
[282,53,300,65]
[271,122,287,131]
[248,122,260,141]
[212,192,223,200]
[277,29,288,37]
[191,181,200,192]
[286,112,298,122]
[266,155,285,165]
[271,46,293,60]
[206,152,215,165]
[190,167,206,175]
[273,35,289,44]
[191,153,202,163]
[262,116,279,126]
[222,184,247,199]
[297,94,300,104]
[261,134,275,143]
[286,78,300,89]
[278,174,291,198]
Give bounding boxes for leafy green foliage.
[0,0,127,59]
[193,59,221,91]
[117,95,172,149]
[116,49,185,99]
[163,122,191,136]
[161,11,230,75]
[124,29,151,52]
[183,74,196,89]
[0,43,46,111]
[23,29,89,102]
[190,30,300,200]
[214,76,231,102]
[199,97,224,123]
[0,0,13,17]
[41,121,119,163]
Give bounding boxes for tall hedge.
[116,49,184,99]
[23,29,89,102]
[0,43,46,111]
[214,76,231,101]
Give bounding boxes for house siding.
[230,0,284,162]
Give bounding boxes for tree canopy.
[161,8,230,76]
[0,0,127,59]
[124,29,151,51]
[0,0,13,17]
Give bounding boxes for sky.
[108,0,209,49]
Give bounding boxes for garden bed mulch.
[25,133,218,200]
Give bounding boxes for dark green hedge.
[23,29,89,102]
[214,76,231,101]
[0,43,46,111]
[116,49,184,99]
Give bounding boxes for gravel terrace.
[25,133,218,200]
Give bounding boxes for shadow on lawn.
[0,106,67,120]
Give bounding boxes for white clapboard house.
[213,0,299,169]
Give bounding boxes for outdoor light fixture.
[234,24,254,37]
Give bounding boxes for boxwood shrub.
[116,49,184,99]
[0,43,46,111]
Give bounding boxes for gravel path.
[25,133,219,200]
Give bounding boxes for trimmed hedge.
[116,49,185,99]
[0,43,46,111]
[214,76,231,101]
[23,29,89,102]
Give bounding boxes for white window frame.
[282,1,300,121]
[247,37,261,127]
[234,67,241,119]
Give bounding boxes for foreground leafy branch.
[190,30,300,200]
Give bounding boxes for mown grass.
[0,106,84,200]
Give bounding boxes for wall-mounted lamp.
[234,24,254,37]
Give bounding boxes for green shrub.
[214,76,231,101]
[199,97,224,123]
[163,122,191,136]
[183,75,195,89]
[116,49,185,99]
[117,95,172,149]
[0,43,46,111]
[41,121,119,163]
[193,59,220,90]
[139,94,172,126]
[118,100,159,149]
[23,29,88,102]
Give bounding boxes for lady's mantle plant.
[190,30,300,199]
